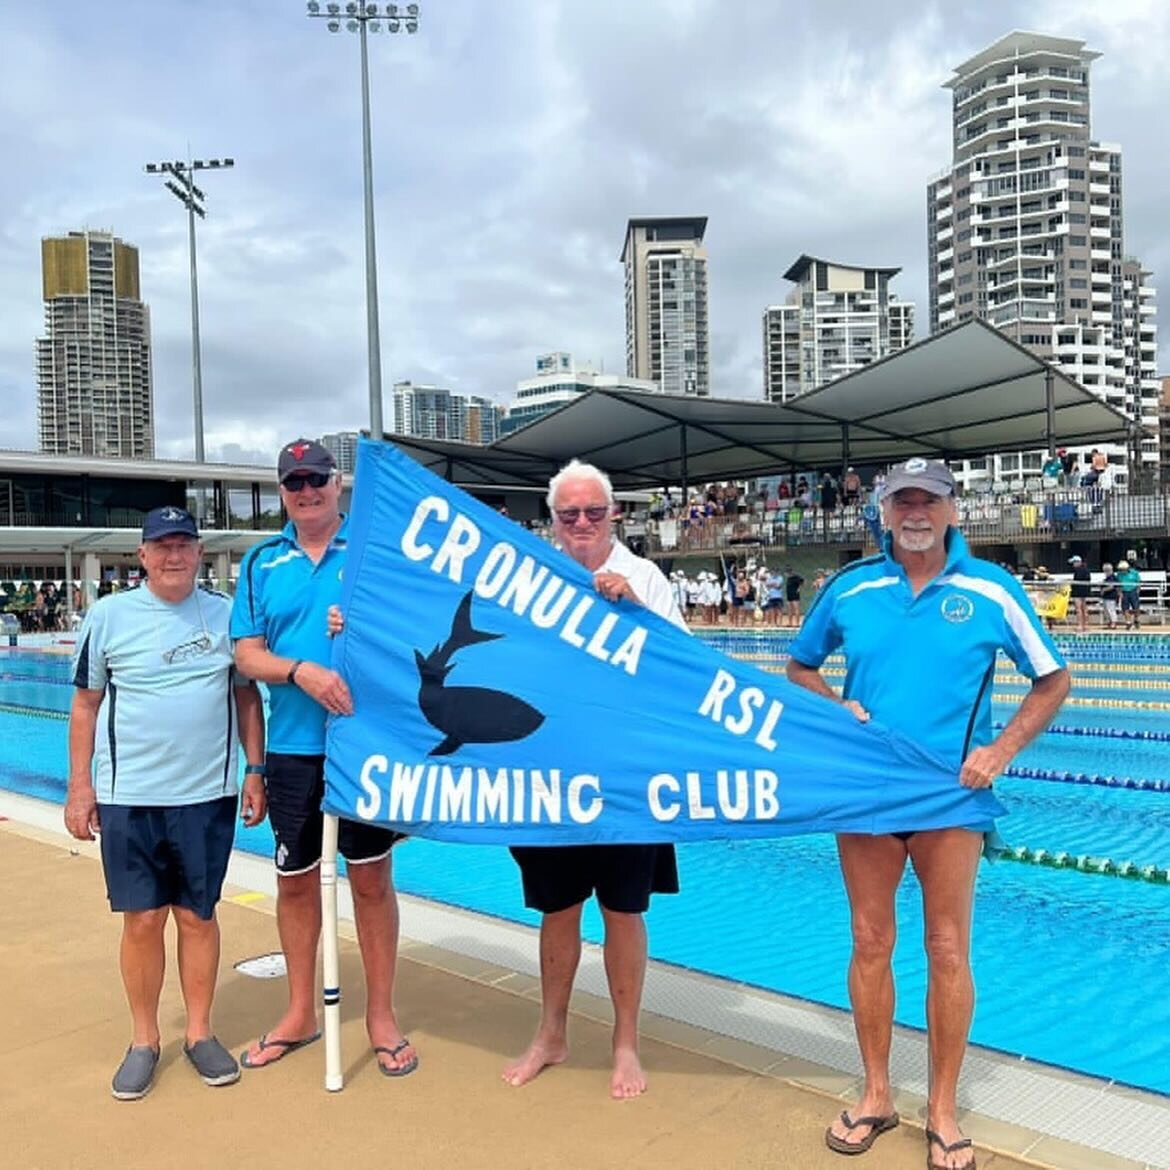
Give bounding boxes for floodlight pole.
[144,155,235,468]
[307,1,421,439]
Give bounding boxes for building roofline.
[943,31,1101,89]
[620,216,708,260]
[782,254,902,284]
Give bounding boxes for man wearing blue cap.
[65,506,267,1100]
[787,458,1070,1168]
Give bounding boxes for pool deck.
[3,796,1168,1170]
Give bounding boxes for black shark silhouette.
[415,591,545,756]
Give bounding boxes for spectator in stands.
[1117,560,1142,629]
[1068,556,1092,634]
[1099,563,1120,630]
[1041,452,1063,489]
[1020,564,1036,582]
[841,467,862,506]
[1082,448,1107,487]
[821,474,838,515]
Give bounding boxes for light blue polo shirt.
[231,517,348,754]
[72,585,241,806]
[789,529,1065,770]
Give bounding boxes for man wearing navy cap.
[787,458,1070,1166]
[231,439,415,1077]
[65,506,267,1100]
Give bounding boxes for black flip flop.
[824,1110,900,1155]
[239,1030,322,1069]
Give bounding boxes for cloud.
[0,0,1163,462]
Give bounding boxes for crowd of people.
[666,561,814,627]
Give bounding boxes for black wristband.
[287,659,304,686]
[244,764,266,776]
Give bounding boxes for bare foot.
[610,1046,647,1099]
[501,1036,568,1087]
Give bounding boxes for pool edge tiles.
[2,791,1167,1170]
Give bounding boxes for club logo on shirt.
[940,593,974,623]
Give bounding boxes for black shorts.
[509,843,679,914]
[267,753,405,875]
[98,796,237,919]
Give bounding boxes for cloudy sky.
[1,0,1165,465]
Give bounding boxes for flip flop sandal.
[825,1111,900,1155]
[239,1030,322,1069]
[374,1039,419,1078]
[926,1128,976,1170]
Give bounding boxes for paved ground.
[0,821,1056,1170]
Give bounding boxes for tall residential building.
[927,31,1159,489]
[36,230,154,457]
[622,217,710,396]
[762,256,914,402]
[319,430,360,472]
[390,381,502,445]
[500,352,660,437]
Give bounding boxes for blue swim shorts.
[98,796,237,919]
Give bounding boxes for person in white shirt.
[503,459,686,1100]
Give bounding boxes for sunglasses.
[282,471,333,492]
[554,505,610,524]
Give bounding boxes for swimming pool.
[3,635,1168,1095]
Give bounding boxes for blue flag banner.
[324,439,1005,844]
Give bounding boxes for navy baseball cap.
[881,457,957,499]
[278,437,336,481]
[142,506,199,542]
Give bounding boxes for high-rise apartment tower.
[622,217,710,396]
[36,231,155,458]
[763,256,914,402]
[927,32,1158,488]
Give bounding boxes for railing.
[641,489,1170,559]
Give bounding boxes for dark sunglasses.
[282,471,332,492]
[554,505,610,524]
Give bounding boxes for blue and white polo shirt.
[789,528,1065,771]
[231,517,348,755]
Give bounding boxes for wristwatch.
[287,659,304,686]
[245,764,266,777]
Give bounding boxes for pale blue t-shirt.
[72,584,243,806]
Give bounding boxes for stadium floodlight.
[305,0,422,440]
[142,154,235,474]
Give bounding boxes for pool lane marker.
[998,845,1170,884]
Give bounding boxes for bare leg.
[173,905,221,1045]
[241,867,321,1066]
[825,834,908,1149]
[120,908,169,1049]
[502,903,583,1086]
[349,855,414,1072]
[601,907,648,1099]
[909,829,982,1169]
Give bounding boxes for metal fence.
[641,489,1170,555]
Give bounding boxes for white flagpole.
[321,812,343,1090]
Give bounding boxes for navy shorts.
[267,753,405,875]
[98,796,237,919]
[1121,593,1140,613]
[509,843,679,914]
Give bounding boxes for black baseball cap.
[142,506,199,542]
[278,438,336,482]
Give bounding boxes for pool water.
[3,636,1168,1095]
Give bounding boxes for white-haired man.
[787,458,1069,1168]
[503,459,686,1100]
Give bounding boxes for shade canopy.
[392,319,1137,490]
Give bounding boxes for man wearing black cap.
[231,439,415,1077]
[65,506,267,1100]
[787,458,1070,1167]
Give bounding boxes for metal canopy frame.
[387,319,1138,491]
